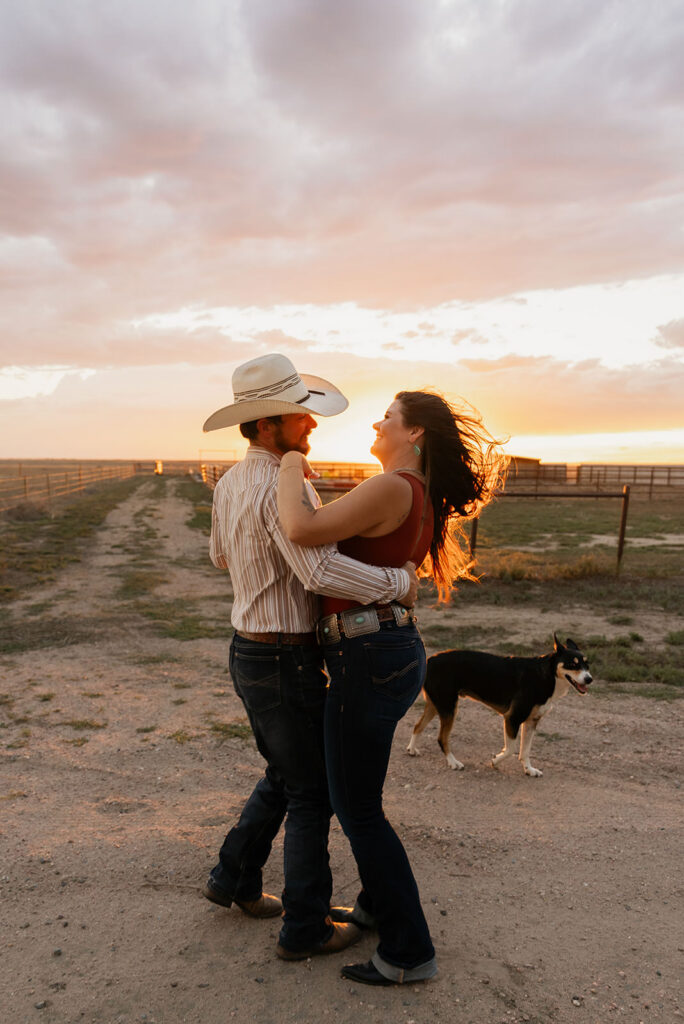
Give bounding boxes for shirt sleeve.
[209,487,229,569]
[264,487,409,605]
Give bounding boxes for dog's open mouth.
[566,673,590,694]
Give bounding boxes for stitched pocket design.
[233,651,281,713]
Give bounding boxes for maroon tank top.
[322,473,434,615]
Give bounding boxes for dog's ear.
[553,632,563,650]
[565,637,579,650]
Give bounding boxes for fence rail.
[0,463,141,514]
[511,462,684,491]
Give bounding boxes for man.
[201,353,418,961]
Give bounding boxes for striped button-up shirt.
[209,446,410,633]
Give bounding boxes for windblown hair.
[395,390,508,601]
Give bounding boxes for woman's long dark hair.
[396,390,508,600]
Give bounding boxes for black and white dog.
[407,635,592,777]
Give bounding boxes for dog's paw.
[406,739,420,757]
[524,765,543,777]
[446,753,464,771]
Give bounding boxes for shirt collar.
[246,445,281,466]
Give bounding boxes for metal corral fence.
[199,461,380,491]
[510,460,684,493]
[0,461,146,514]
[576,464,684,490]
[200,457,683,497]
[468,486,632,573]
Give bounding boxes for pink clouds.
[0,1,683,459]
[1,0,683,339]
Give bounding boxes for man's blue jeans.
[209,634,333,951]
[324,621,436,971]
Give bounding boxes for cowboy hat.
[202,353,348,431]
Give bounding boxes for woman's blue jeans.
[324,621,435,970]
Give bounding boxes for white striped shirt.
[209,446,409,632]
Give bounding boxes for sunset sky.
[1,0,683,464]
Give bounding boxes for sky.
[1,0,684,465]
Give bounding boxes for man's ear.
[255,417,275,440]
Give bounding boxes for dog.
[407,634,592,777]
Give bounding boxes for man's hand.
[398,560,418,607]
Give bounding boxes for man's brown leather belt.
[236,630,318,646]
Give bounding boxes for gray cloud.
[655,319,684,350]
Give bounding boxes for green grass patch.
[450,574,684,616]
[116,569,168,600]
[136,725,157,734]
[0,616,101,654]
[419,622,496,648]
[22,600,54,617]
[168,729,194,744]
[135,597,232,641]
[0,477,150,602]
[468,493,684,583]
[665,630,684,646]
[0,476,148,602]
[479,494,684,548]
[176,478,213,534]
[208,719,253,743]
[129,653,182,665]
[64,718,107,730]
[584,634,684,688]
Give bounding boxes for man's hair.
[239,415,282,441]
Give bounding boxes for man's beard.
[272,424,310,456]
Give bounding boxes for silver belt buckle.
[317,614,341,644]
[392,603,412,626]
[340,606,380,638]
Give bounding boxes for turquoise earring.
[413,444,422,457]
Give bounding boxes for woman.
[277,390,505,986]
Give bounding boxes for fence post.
[616,485,630,573]
[469,517,479,557]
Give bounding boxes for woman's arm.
[277,451,412,546]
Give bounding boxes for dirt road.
[1,479,682,1023]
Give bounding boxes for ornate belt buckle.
[340,606,380,638]
[392,604,411,626]
[317,614,341,644]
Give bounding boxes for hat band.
[233,371,307,403]
[295,389,325,403]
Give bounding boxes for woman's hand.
[280,451,318,478]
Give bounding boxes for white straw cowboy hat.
[203,353,348,431]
